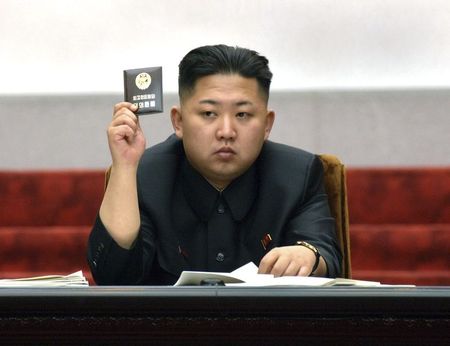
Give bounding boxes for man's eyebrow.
[235,100,253,107]
[199,99,219,105]
[198,99,254,106]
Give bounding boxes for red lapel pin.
[261,233,272,250]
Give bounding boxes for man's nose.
[217,115,236,140]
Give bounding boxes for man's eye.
[236,112,249,118]
[203,111,216,117]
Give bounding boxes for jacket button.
[217,204,225,214]
[216,252,225,262]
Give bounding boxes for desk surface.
[1,285,449,314]
[0,286,449,344]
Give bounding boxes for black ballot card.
[124,66,163,115]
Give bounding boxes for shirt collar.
[181,157,257,222]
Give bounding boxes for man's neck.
[204,178,227,192]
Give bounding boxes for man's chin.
[204,169,239,187]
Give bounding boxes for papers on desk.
[0,271,89,287]
[174,262,382,287]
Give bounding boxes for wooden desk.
[0,286,449,344]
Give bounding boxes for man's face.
[171,73,275,189]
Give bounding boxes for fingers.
[104,103,147,169]
[260,253,299,277]
[297,265,312,277]
[259,248,292,276]
[110,115,138,132]
[258,249,277,275]
[283,261,303,276]
[110,124,137,141]
[258,246,315,277]
[269,256,291,277]
[108,103,140,139]
[112,103,138,123]
[113,102,138,115]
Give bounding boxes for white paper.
[174,262,383,287]
[0,271,89,287]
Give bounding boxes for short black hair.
[178,44,272,102]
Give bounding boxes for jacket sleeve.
[87,210,157,285]
[283,155,342,277]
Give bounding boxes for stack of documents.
[0,271,89,287]
[174,262,382,287]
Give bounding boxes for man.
[87,44,341,285]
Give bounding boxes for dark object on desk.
[124,66,163,115]
[200,279,225,286]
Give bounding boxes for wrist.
[111,162,139,176]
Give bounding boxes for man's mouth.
[215,147,236,159]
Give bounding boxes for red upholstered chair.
[319,154,352,279]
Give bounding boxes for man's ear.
[170,106,183,138]
[264,110,275,140]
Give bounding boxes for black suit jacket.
[88,135,342,285]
